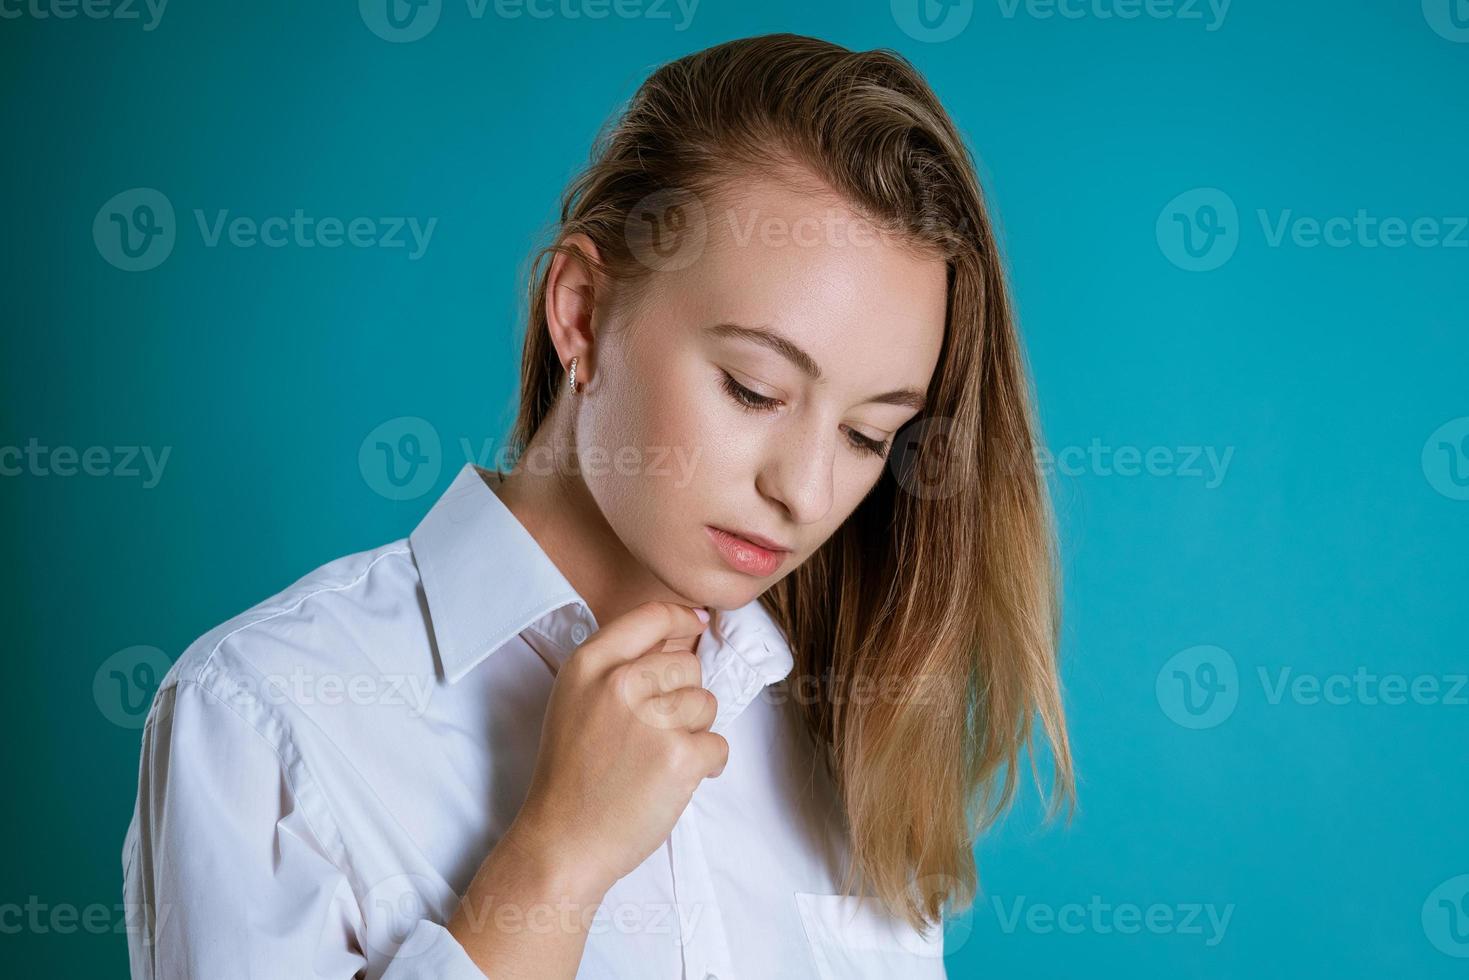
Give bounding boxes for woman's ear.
[545,232,602,385]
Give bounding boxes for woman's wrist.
[498,809,616,908]
[446,817,612,973]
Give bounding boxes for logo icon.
[888,416,965,501]
[360,0,442,43]
[93,645,173,728]
[912,872,972,955]
[359,416,442,500]
[625,188,708,273]
[892,0,974,43]
[94,188,176,272]
[1423,0,1469,42]
[1156,644,1239,729]
[1157,188,1239,272]
[1423,874,1469,957]
[362,873,443,959]
[1422,416,1469,501]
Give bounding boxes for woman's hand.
[511,600,727,893]
[447,601,724,976]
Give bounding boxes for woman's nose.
[756,426,836,527]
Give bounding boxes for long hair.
[506,32,1073,934]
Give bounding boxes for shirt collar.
[696,590,795,735]
[410,463,589,685]
[409,463,794,729]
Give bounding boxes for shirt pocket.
[793,891,947,980]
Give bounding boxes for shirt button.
[570,622,589,645]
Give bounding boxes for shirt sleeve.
[124,676,489,979]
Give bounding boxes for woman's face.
[575,177,948,611]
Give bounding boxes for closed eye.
[719,370,780,411]
[718,370,891,459]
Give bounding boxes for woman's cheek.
[649,365,719,445]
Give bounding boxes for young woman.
[123,32,1073,980]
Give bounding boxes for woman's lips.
[705,526,789,577]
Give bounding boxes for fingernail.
[694,607,710,623]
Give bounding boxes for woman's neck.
[486,437,688,630]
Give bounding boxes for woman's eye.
[845,428,890,459]
[719,370,781,412]
[720,371,891,459]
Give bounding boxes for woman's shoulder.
[153,537,426,721]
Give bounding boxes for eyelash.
[718,371,890,459]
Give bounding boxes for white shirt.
[122,462,948,979]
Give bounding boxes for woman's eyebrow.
[703,321,928,410]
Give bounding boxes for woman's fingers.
[691,730,730,778]
[641,685,719,733]
[627,651,702,698]
[580,601,710,667]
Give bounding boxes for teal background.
[2,0,1466,976]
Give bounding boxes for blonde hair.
[507,32,1074,934]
